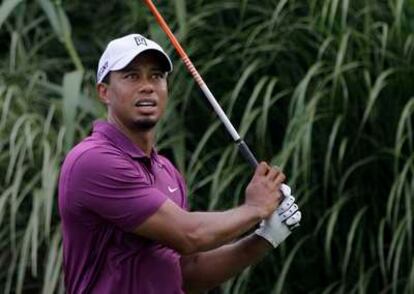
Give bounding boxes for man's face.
[98,51,168,131]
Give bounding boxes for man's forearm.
[184,204,264,253]
[181,233,272,293]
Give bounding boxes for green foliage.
[1,0,413,293]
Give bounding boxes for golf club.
[143,0,260,169]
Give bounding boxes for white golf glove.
[255,184,302,248]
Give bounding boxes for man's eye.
[126,73,138,79]
[152,72,164,79]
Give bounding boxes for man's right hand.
[244,162,285,219]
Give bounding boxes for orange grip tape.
[143,0,187,59]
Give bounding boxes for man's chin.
[132,119,157,131]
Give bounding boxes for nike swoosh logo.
[168,186,178,193]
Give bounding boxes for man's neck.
[129,130,154,156]
[108,118,155,157]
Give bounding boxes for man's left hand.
[255,185,302,248]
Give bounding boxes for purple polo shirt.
[58,120,188,294]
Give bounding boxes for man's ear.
[96,83,110,105]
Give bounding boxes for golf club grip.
[236,140,259,169]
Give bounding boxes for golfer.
[58,34,302,294]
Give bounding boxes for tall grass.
[0,0,413,293]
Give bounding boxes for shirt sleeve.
[67,147,168,232]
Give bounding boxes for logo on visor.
[134,36,147,47]
[98,61,108,81]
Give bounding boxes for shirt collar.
[93,120,158,160]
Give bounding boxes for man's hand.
[255,185,302,248]
[244,162,286,219]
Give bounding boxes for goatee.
[132,119,157,131]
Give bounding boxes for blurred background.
[0,0,413,293]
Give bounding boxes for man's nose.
[139,77,154,93]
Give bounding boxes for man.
[58,34,302,294]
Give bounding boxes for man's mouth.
[135,99,157,108]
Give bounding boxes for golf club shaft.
[143,0,259,169]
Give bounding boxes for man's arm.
[180,233,271,293]
[135,201,264,254]
[180,191,302,293]
[134,162,285,255]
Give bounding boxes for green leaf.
[0,0,23,30]
[62,70,83,150]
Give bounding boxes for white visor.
[96,34,173,84]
